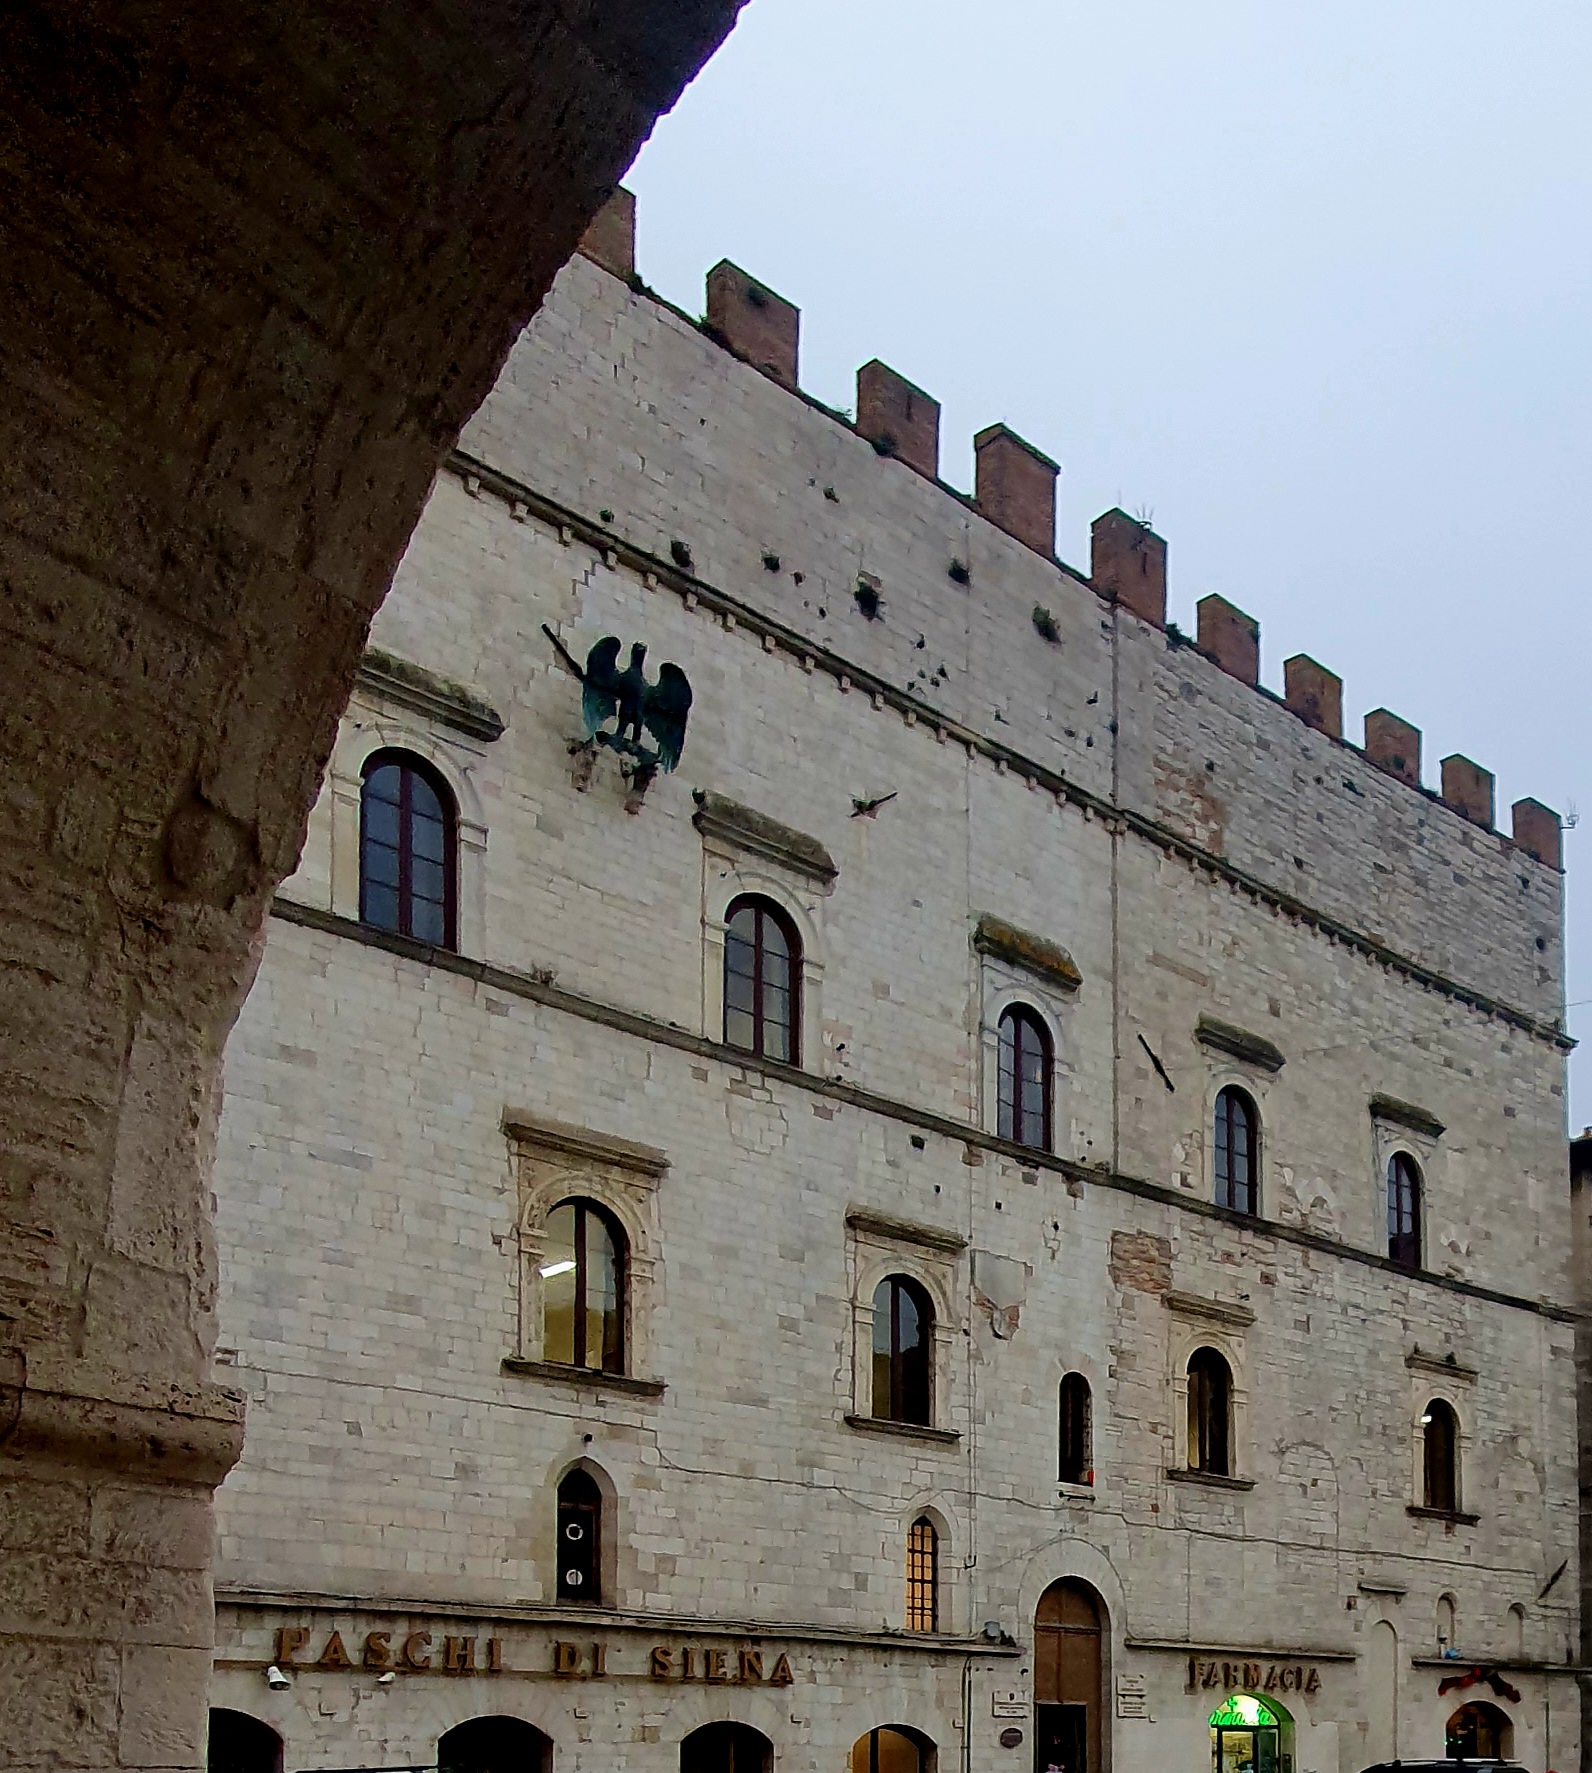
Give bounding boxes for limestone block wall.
[216,209,1577,1772]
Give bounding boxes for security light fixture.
[265,1665,292,1690]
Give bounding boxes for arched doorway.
[681,1722,773,1773]
[1034,1579,1105,1773]
[1208,1693,1286,1773]
[850,1727,934,1772]
[1445,1701,1513,1759]
[437,1716,553,1773]
[207,1710,282,1773]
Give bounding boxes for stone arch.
[1034,1577,1109,1773]
[206,1710,282,1773]
[438,1715,553,1773]
[680,1721,773,1773]
[0,6,744,1766]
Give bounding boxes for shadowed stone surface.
[0,1,743,1764]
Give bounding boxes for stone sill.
[1406,1504,1480,1526]
[844,1414,960,1448]
[1056,1481,1096,1504]
[1166,1467,1255,1492]
[502,1358,666,1399]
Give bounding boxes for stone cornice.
[268,898,1582,1327]
[1164,1291,1257,1329]
[1195,1016,1285,1074]
[972,914,1082,993]
[215,1587,1017,1656]
[502,1107,669,1177]
[1372,1095,1446,1140]
[692,790,837,885]
[446,451,1571,1055]
[357,646,505,742]
[845,1208,967,1255]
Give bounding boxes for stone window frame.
[1372,1103,1443,1272]
[902,1500,956,1635]
[319,704,490,954]
[1201,1064,1276,1220]
[1165,1294,1255,1488]
[701,848,827,1071]
[844,1210,964,1445]
[979,978,1069,1155]
[1405,1352,1478,1523]
[503,1110,666,1394]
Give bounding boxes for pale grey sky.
[628,0,1592,1115]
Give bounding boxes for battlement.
[577,188,1562,873]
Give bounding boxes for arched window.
[849,1728,934,1773]
[541,1199,625,1374]
[1058,1372,1093,1486]
[1213,1086,1259,1215]
[723,895,800,1063]
[438,1717,553,1773]
[906,1516,939,1632]
[871,1275,933,1426]
[359,750,457,948]
[1187,1347,1233,1476]
[997,1004,1052,1150]
[1445,1701,1513,1759]
[1387,1152,1422,1270]
[1423,1399,1460,1512]
[680,1723,773,1773]
[555,1467,603,1604]
[207,1711,283,1773]
[1436,1591,1457,1653]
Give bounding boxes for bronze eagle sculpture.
[542,625,693,779]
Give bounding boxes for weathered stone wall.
[210,238,1577,1771]
[0,9,743,1769]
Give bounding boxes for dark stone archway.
[0,1,743,1764]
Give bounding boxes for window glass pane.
[364,765,402,806]
[764,1017,790,1064]
[411,812,446,863]
[725,968,757,1014]
[542,1205,577,1365]
[585,1211,621,1375]
[363,842,399,888]
[410,774,443,824]
[363,797,400,846]
[724,1006,756,1051]
[761,914,789,961]
[362,883,399,931]
[411,857,445,904]
[410,897,446,947]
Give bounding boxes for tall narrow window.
[1213,1086,1258,1215]
[555,1468,603,1603]
[723,896,800,1064]
[906,1516,939,1632]
[1423,1399,1460,1512]
[871,1275,933,1426]
[1187,1347,1233,1476]
[1058,1373,1093,1485]
[359,751,457,948]
[1387,1153,1422,1270]
[541,1200,625,1374]
[998,1005,1051,1150]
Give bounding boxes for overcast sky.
[627,0,1592,1117]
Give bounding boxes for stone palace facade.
[204,193,1579,1773]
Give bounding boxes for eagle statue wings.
[578,636,693,774]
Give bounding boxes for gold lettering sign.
[257,1625,796,1686]
[647,1645,796,1686]
[1187,1657,1322,1697]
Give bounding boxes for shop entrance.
[1208,1695,1282,1773]
[1033,1579,1106,1773]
